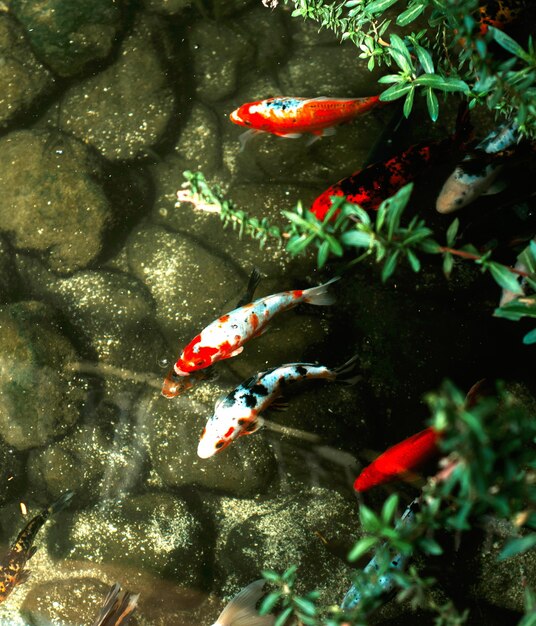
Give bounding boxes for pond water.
[0,1,533,625]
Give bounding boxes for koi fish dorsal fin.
[213,580,275,626]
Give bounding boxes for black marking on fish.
[250,383,269,396]
[244,394,257,409]
[296,365,308,376]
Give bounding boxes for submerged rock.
[142,0,192,15]
[10,0,122,77]
[15,256,166,395]
[66,493,206,587]
[189,20,254,102]
[59,15,177,160]
[0,130,111,274]
[0,301,81,450]
[0,235,18,304]
[0,14,54,127]
[211,485,361,605]
[126,223,243,346]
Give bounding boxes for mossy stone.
[10,0,122,77]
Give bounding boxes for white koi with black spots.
[197,355,359,458]
[173,277,339,376]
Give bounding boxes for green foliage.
[258,382,536,625]
[280,0,536,137]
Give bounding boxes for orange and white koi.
[0,492,73,604]
[197,356,359,458]
[163,269,262,398]
[211,580,274,626]
[230,96,382,146]
[172,277,339,376]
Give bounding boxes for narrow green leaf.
[359,504,381,532]
[523,328,536,345]
[379,82,413,102]
[294,596,317,616]
[396,3,425,26]
[499,534,536,560]
[341,230,372,248]
[348,535,378,562]
[378,74,405,84]
[414,74,469,93]
[415,44,434,74]
[446,218,459,247]
[260,592,281,615]
[403,87,415,118]
[382,494,399,524]
[407,248,421,272]
[274,606,293,626]
[426,87,439,122]
[488,262,524,295]
[262,570,281,583]
[282,565,297,582]
[489,26,532,62]
[365,0,399,13]
[326,234,344,256]
[443,252,454,277]
[382,250,400,282]
[418,536,443,555]
[317,240,330,269]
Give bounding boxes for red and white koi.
[230,96,382,147]
[197,356,359,458]
[211,580,274,626]
[172,277,339,376]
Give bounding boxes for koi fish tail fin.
[214,580,275,626]
[333,354,361,385]
[453,101,474,150]
[93,583,139,626]
[302,276,340,306]
[48,491,74,516]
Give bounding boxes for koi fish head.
[174,335,219,376]
[197,403,260,459]
[229,101,272,131]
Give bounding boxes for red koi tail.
[302,276,340,306]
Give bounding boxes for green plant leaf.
[446,218,459,247]
[443,252,454,277]
[379,82,413,101]
[523,328,536,345]
[396,3,425,26]
[365,0,399,13]
[359,504,382,532]
[317,240,330,269]
[262,570,281,583]
[414,74,469,93]
[418,536,443,555]
[382,494,399,523]
[415,44,434,73]
[407,248,421,272]
[348,535,378,562]
[489,26,532,62]
[499,534,536,560]
[488,262,524,295]
[341,230,373,248]
[294,596,317,617]
[426,87,439,122]
[274,606,293,626]
[260,591,281,615]
[403,87,415,117]
[382,250,400,282]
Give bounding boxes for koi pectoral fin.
[240,417,264,435]
[225,346,244,358]
[269,398,289,412]
[17,570,31,586]
[239,129,263,151]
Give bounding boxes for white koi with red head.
[197,356,359,458]
[173,277,339,377]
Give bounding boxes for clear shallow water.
[0,1,533,625]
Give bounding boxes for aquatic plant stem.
[438,246,531,278]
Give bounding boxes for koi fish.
[0,491,73,604]
[436,122,518,214]
[162,269,262,398]
[230,96,382,147]
[353,379,487,492]
[341,498,420,609]
[310,106,472,221]
[353,427,440,492]
[211,579,274,626]
[92,583,139,626]
[197,356,359,458]
[173,277,339,376]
